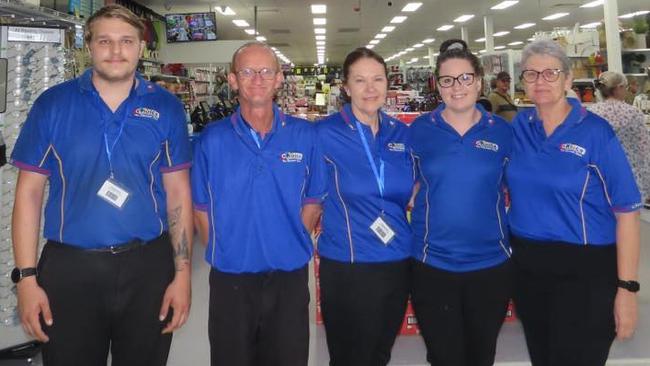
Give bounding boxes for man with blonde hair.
[11,4,192,365]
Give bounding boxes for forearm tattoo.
[169,205,190,271]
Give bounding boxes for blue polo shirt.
[506,98,641,245]
[314,104,415,263]
[11,68,192,248]
[191,105,321,274]
[410,104,513,272]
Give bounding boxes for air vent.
[338,27,360,33]
[268,42,290,47]
[270,29,291,34]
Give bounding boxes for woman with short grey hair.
[506,40,641,366]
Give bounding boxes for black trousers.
[319,258,410,366]
[511,236,617,366]
[411,259,512,366]
[208,265,310,366]
[38,234,175,366]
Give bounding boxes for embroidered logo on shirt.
[280,152,304,163]
[133,107,160,121]
[387,142,406,152]
[559,143,586,157]
[475,140,499,152]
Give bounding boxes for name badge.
[370,216,396,245]
[97,178,130,209]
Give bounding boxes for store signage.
[7,27,62,43]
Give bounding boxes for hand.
[17,278,52,342]
[614,288,638,340]
[159,273,191,334]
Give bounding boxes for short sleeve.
[10,97,52,175]
[160,101,191,173]
[303,123,327,205]
[190,135,209,211]
[593,136,642,212]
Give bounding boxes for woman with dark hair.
[507,40,641,366]
[303,47,415,366]
[409,39,513,366]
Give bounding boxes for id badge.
[97,178,130,209]
[370,216,396,245]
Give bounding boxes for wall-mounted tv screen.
[165,12,217,43]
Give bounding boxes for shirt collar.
[230,103,285,134]
[79,68,156,97]
[528,97,587,127]
[430,102,495,128]
[340,103,391,130]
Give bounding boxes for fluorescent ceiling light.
[375,33,387,39]
[437,24,454,31]
[314,28,326,34]
[434,52,440,56]
[479,49,487,53]
[514,22,535,29]
[402,2,423,12]
[454,14,475,23]
[391,16,408,23]
[313,18,326,25]
[411,57,419,62]
[406,47,415,51]
[619,10,650,19]
[316,40,326,45]
[311,4,327,14]
[369,39,380,45]
[382,26,396,32]
[315,35,326,40]
[475,37,486,42]
[413,43,424,48]
[580,22,601,28]
[490,1,519,10]
[580,0,603,8]
[493,31,510,37]
[422,38,435,43]
[256,36,266,42]
[423,55,430,59]
[271,47,277,50]
[367,45,375,49]
[508,41,524,45]
[244,29,256,35]
[494,45,506,49]
[232,19,250,27]
[215,6,236,15]
[542,12,569,20]
[527,37,535,41]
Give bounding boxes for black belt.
[48,233,167,255]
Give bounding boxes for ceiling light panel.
[542,13,570,20]
[514,22,535,29]
[437,25,454,31]
[311,4,327,14]
[369,40,380,45]
[375,33,387,39]
[402,2,423,12]
[508,41,523,45]
[475,37,486,42]
[233,19,250,27]
[391,16,408,23]
[314,28,326,34]
[313,18,326,25]
[580,0,603,8]
[493,31,510,37]
[382,26,396,32]
[454,14,475,23]
[315,35,326,40]
[490,1,519,10]
[215,6,236,15]
[422,38,435,43]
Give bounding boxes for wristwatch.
[11,267,37,284]
[618,279,640,293]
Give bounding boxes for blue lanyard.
[103,122,125,178]
[249,128,262,148]
[355,120,385,197]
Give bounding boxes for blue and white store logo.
[475,140,499,152]
[559,143,586,157]
[133,107,160,121]
[387,142,405,152]
[280,152,303,163]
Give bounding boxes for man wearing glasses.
[487,71,518,122]
[191,42,323,366]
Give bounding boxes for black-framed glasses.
[236,68,278,80]
[520,69,565,83]
[437,73,476,88]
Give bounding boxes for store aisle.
[167,217,650,366]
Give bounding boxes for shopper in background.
[409,39,513,366]
[307,47,414,366]
[625,78,639,105]
[192,41,322,366]
[589,71,650,202]
[488,71,518,121]
[11,4,193,365]
[507,40,641,366]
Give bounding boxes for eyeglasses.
[520,69,565,83]
[236,68,278,80]
[437,73,476,88]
